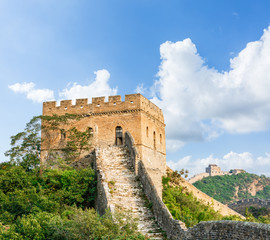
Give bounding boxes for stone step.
[98,146,165,239]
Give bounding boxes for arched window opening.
[88,127,94,139]
[146,126,149,137]
[153,131,156,150]
[60,129,66,140]
[160,134,162,144]
[115,126,123,146]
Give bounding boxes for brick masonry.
[41,94,166,196]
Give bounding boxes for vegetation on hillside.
[162,170,226,227]
[163,170,270,227]
[192,172,270,223]
[193,173,270,204]
[0,166,145,239]
[0,116,146,239]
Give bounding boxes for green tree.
[5,114,93,169]
[41,114,93,166]
[63,127,92,163]
[5,116,41,171]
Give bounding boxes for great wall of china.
[188,164,245,184]
[229,198,270,216]
[41,94,270,239]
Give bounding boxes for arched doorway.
[115,126,123,145]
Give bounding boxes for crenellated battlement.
[43,94,164,123]
[229,198,270,208]
[228,198,270,216]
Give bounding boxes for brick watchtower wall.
[41,94,166,193]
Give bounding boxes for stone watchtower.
[205,164,223,176]
[41,94,166,187]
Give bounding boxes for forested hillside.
[163,170,270,225]
[0,164,146,239]
[193,173,270,204]
[0,116,146,239]
[162,170,228,227]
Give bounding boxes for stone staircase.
[98,146,165,239]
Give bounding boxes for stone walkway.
[98,146,164,239]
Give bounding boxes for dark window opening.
[153,131,156,150]
[115,126,123,146]
[61,129,66,140]
[146,126,149,137]
[88,127,94,138]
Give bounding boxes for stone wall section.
[138,160,187,240]
[125,132,270,239]
[93,148,115,215]
[137,160,270,239]
[70,151,95,169]
[188,164,244,184]
[229,198,270,215]
[124,132,139,174]
[188,173,209,184]
[139,160,270,240]
[186,221,270,240]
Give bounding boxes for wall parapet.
[229,198,270,208]
[138,164,270,240]
[43,94,164,123]
[94,148,115,215]
[229,198,270,215]
[186,220,270,240]
[138,160,187,239]
[124,131,139,174]
[188,172,209,184]
[125,131,186,238]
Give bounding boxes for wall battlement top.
[43,94,164,123]
[229,198,270,207]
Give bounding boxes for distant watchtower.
[206,164,222,176]
[41,94,166,177]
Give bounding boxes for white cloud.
[168,152,270,178]
[166,139,185,152]
[135,83,146,94]
[8,82,35,93]
[26,89,55,103]
[59,69,117,101]
[151,26,270,151]
[8,69,118,104]
[8,82,54,103]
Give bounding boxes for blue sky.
[1,0,270,177]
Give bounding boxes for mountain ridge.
[193,172,270,204]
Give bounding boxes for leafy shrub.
[162,174,223,227]
[0,208,146,240]
[0,165,96,224]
